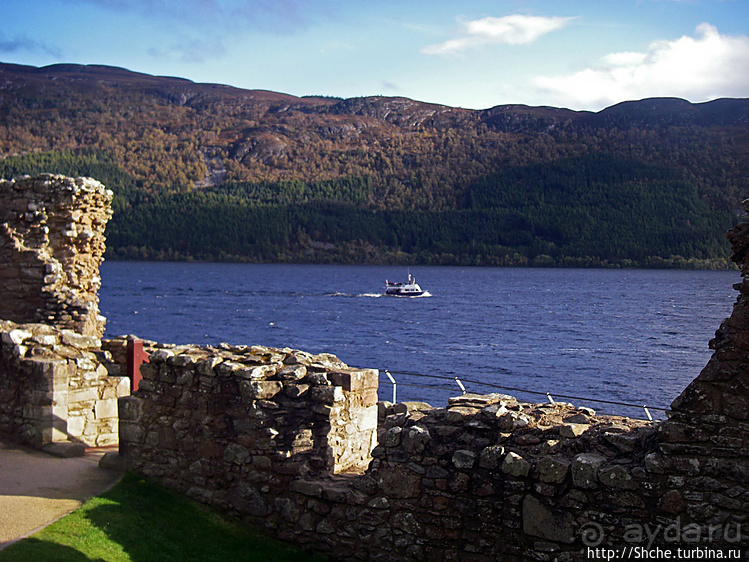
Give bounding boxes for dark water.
[99,262,738,418]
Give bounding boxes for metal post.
[546,392,555,404]
[455,377,466,395]
[643,405,653,421]
[126,338,150,392]
[385,370,397,404]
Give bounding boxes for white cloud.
[534,23,749,110]
[422,14,574,55]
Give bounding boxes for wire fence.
[379,369,670,421]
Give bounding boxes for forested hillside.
[1,62,747,267]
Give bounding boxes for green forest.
[0,63,746,268]
[0,149,736,268]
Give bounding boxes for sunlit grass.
[0,473,325,562]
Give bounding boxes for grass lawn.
[0,473,326,562]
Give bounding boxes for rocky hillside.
[1,62,747,266]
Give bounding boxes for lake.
[99,262,739,419]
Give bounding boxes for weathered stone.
[377,465,421,498]
[559,423,589,438]
[2,329,32,345]
[598,465,636,490]
[401,425,431,453]
[658,489,687,514]
[310,385,344,404]
[150,349,175,362]
[278,364,307,381]
[249,380,284,400]
[383,426,403,447]
[497,411,531,431]
[563,413,590,424]
[571,454,605,489]
[479,445,505,469]
[522,495,575,544]
[42,441,86,458]
[535,457,569,484]
[502,452,531,478]
[231,482,269,517]
[445,406,480,422]
[452,449,476,469]
[61,330,100,349]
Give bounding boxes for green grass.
[0,473,325,562]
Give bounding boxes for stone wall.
[0,320,130,448]
[114,339,379,482]
[117,205,749,560]
[0,174,112,337]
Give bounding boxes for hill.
[1,61,747,267]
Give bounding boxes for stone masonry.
[0,174,112,337]
[0,320,129,448]
[111,338,379,481]
[117,203,749,560]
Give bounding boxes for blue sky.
[2,0,748,110]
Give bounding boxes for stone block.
[377,465,422,498]
[196,357,223,377]
[249,380,283,400]
[291,480,323,497]
[535,457,569,484]
[68,387,98,404]
[278,364,307,381]
[66,414,86,437]
[522,495,575,544]
[571,453,605,489]
[42,441,86,458]
[452,449,477,469]
[361,388,379,407]
[383,426,402,447]
[402,425,431,453]
[502,452,531,478]
[284,383,310,398]
[353,406,378,432]
[2,329,32,345]
[329,369,378,392]
[310,385,344,404]
[559,423,589,438]
[99,452,126,471]
[118,396,143,422]
[478,445,505,469]
[95,432,119,447]
[61,330,101,349]
[598,465,636,489]
[95,398,119,420]
[114,376,131,398]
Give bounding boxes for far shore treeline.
[0,63,746,268]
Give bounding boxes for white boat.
[385,273,430,297]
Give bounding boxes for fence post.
[455,377,467,394]
[126,338,150,391]
[385,370,397,403]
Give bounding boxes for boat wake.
[325,292,383,298]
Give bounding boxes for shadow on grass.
[0,539,101,562]
[0,473,325,562]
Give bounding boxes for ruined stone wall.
[117,205,749,560]
[0,174,112,337]
[115,339,379,485]
[120,354,747,560]
[0,320,129,448]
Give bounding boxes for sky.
[2,0,749,111]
